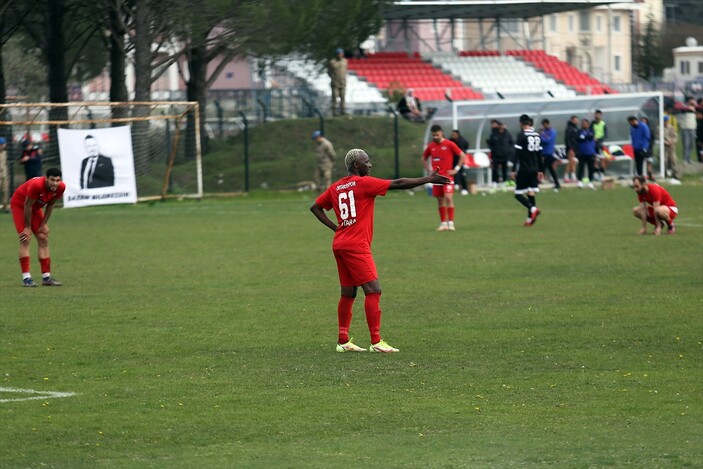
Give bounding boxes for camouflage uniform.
[314,137,336,191]
[327,55,348,116]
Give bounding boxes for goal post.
[0,101,203,202]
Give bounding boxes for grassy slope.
[1,182,702,468]
[185,116,429,193]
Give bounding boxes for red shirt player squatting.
[10,169,66,287]
[633,176,678,235]
[422,125,464,231]
[310,148,450,353]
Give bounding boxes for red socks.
[337,295,355,344]
[19,256,30,274]
[364,292,382,345]
[438,207,455,222]
[40,257,51,275]
[338,292,383,345]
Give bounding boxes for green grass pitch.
[1,183,702,468]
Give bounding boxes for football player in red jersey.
[310,149,450,353]
[632,175,678,236]
[422,124,465,231]
[10,168,65,287]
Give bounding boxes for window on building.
[614,55,622,72]
[596,15,602,32]
[568,15,574,33]
[550,14,557,33]
[579,11,590,32]
[613,15,621,32]
[502,19,520,33]
[680,60,690,75]
[698,61,703,74]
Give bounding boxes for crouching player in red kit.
[310,149,450,353]
[10,167,65,287]
[632,175,678,236]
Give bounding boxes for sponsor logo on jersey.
[336,181,357,191]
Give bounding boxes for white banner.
[58,126,138,208]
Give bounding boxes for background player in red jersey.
[422,124,464,231]
[10,168,65,287]
[310,148,450,353]
[632,175,678,236]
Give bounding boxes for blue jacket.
[539,127,557,156]
[630,121,650,151]
[577,128,596,156]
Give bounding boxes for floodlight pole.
[239,111,250,192]
[388,107,400,179]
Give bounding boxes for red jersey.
[11,176,66,211]
[422,139,463,178]
[638,183,676,208]
[315,175,391,252]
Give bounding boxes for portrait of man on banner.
[58,126,138,208]
[80,134,115,189]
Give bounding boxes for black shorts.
[514,171,540,194]
[595,141,604,155]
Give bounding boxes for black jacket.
[486,128,514,162]
[80,154,115,189]
[564,121,579,151]
[397,96,422,115]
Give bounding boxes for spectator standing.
[591,109,608,179]
[19,139,43,181]
[511,114,543,226]
[327,48,348,116]
[10,167,65,287]
[576,118,596,190]
[539,119,560,191]
[0,137,8,210]
[679,97,697,164]
[563,115,580,183]
[312,130,336,192]
[397,89,425,123]
[310,149,450,353]
[422,124,464,231]
[449,129,470,195]
[631,175,677,236]
[628,115,650,177]
[663,115,680,183]
[486,120,513,186]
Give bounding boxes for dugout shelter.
[424,92,666,183]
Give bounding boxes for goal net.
[0,101,202,201]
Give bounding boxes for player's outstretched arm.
[389,169,450,191]
[310,202,337,232]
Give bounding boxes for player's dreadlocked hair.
[345,148,367,171]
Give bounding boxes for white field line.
[0,387,78,403]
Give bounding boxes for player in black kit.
[511,114,544,226]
